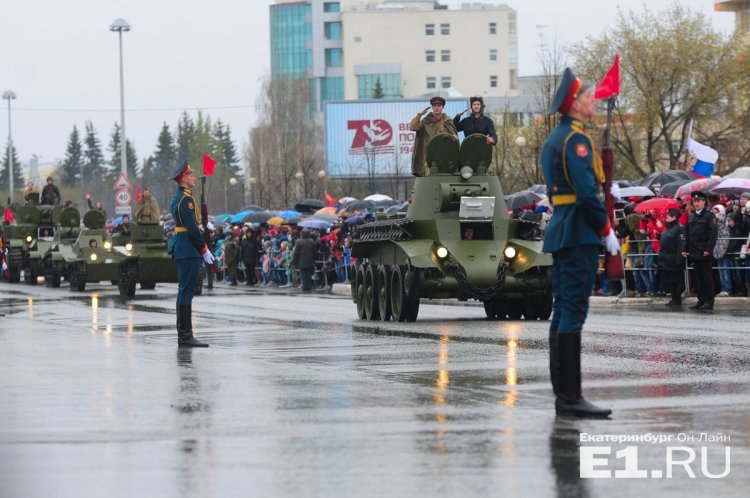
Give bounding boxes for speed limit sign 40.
[115,188,131,206]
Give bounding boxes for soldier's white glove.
[604,229,620,256]
[610,182,621,200]
[202,251,215,265]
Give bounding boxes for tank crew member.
[41,176,61,205]
[681,190,718,310]
[169,161,215,347]
[453,96,498,145]
[409,96,458,177]
[134,186,161,223]
[541,68,617,418]
[23,182,38,205]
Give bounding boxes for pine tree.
[107,122,139,184]
[215,121,241,176]
[83,121,106,194]
[373,77,385,99]
[0,141,24,201]
[150,123,177,206]
[61,125,84,187]
[176,112,194,164]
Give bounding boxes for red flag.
[324,191,336,207]
[135,183,141,203]
[594,54,620,100]
[3,207,14,224]
[202,154,217,177]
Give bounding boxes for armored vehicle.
[42,206,82,287]
[112,221,204,299]
[350,134,552,322]
[67,210,121,292]
[3,196,45,283]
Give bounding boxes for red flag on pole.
[135,183,141,203]
[594,54,620,100]
[324,191,336,207]
[202,154,217,177]
[3,207,14,224]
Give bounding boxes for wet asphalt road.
[1,281,749,498]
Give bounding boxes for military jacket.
[541,116,608,253]
[685,209,718,259]
[169,186,206,260]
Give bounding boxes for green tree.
[61,125,84,187]
[571,5,748,176]
[149,123,177,207]
[106,122,139,184]
[373,77,384,99]
[0,141,24,201]
[176,112,195,164]
[82,121,106,195]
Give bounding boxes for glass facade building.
[270,3,312,77]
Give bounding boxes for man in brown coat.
[135,187,161,223]
[409,96,458,176]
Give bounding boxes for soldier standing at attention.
[409,96,458,177]
[541,68,618,418]
[168,161,214,347]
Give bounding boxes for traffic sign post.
[114,185,132,216]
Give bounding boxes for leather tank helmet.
[470,96,485,115]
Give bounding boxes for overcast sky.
[0,0,734,178]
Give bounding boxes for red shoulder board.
[576,143,589,158]
[187,201,194,210]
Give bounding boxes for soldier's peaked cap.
[170,160,192,182]
[547,68,592,115]
[430,96,446,106]
[692,190,708,200]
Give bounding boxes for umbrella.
[295,198,326,213]
[613,179,634,188]
[315,206,339,215]
[657,179,692,197]
[214,213,233,223]
[506,191,545,210]
[341,200,375,213]
[111,216,124,225]
[298,219,333,230]
[240,204,266,212]
[364,193,392,202]
[726,166,750,179]
[267,217,285,227]
[230,210,255,223]
[338,196,357,205]
[618,186,655,198]
[633,197,680,215]
[278,209,301,218]
[242,211,276,224]
[711,177,750,195]
[385,201,409,213]
[638,170,694,189]
[311,213,339,223]
[675,177,722,199]
[344,215,366,226]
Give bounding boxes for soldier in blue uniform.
[541,68,619,417]
[168,161,215,347]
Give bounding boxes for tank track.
[7,247,22,283]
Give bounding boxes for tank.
[3,198,44,283]
[350,134,553,322]
[42,206,82,287]
[5,200,64,285]
[112,221,204,299]
[66,210,121,292]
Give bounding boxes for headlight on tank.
[125,243,133,251]
[90,253,98,262]
[26,235,33,243]
[503,246,517,260]
[436,246,449,259]
[460,165,473,180]
[104,241,112,250]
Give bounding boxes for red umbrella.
[675,177,722,199]
[633,197,680,217]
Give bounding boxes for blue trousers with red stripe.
[176,257,201,305]
[550,245,599,334]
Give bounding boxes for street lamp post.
[110,18,130,181]
[294,170,304,201]
[227,177,238,212]
[249,176,257,205]
[3,90,17,203]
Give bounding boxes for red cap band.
[559,78,582,115]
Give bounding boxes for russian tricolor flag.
[687,139,718,178]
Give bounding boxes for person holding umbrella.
[541,68,616,418]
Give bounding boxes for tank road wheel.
[140,282,156,290]
[355,265,367,319]
[118,261,138,299]
[403,265,421,322]
[390,265,407,322]
[364,264,381,320]
[377,265,392,321]
[507,299,523,320]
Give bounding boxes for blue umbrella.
[215,213,233,223]
[278,209,301,218]
[111,216,123,225]
[298,219,333,230]
[230,210,255,223]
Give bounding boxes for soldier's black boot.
[555,332,611,418]
[665,282,682,306]
[177,304,209,348]
[549,329,560,397]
